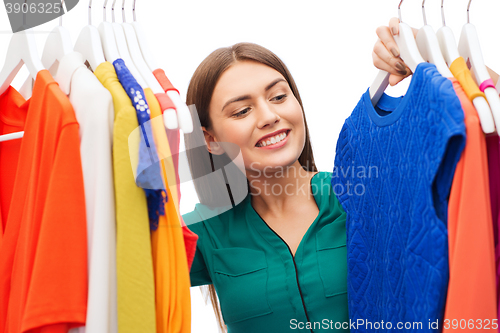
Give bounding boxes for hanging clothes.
[153,68,198,271]
[444,77,498,330]
[94,61,156,333]
[185,171,349,332]
[145,89,192,333]
[53,51,118,333]
[0,70,88,333]
[332,63,466,332]
[113,59,166,228]
[152,68,181,196]
[486,134,500,319]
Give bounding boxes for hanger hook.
[133,0,136,21]
[103,0,108,22]
[421,0,427,26]
[111,0,116,23]
[88,0,92,25]
[398,0,404,23]
[122,0,126,22]
[441,0,446,26]
[59,0,64,26]
[23,0,27,26]
[467,0,471,23]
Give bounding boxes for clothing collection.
[2,7,500,333]
[0,48,197,333]
[333,61,499,332]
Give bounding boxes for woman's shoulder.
[312,170,345,213]
[314,170,333,181]
[182,198,246,233]
[312,170,334,193]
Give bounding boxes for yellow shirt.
[145,88,191,333]
[94,62,156,333]
[449,57,487,102]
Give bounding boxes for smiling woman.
[182,43,350,332]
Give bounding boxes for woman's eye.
[272,94,287,102]
[233,107,250,118]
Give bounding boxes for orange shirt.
[153,68,198,271]
[0,70,88,333]
[445,77,498,330]
[145,89,191,333]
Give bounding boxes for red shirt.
[0,70,88,333]
[444,78,498,328]
[153,68,198,271]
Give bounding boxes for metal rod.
[133,0,136,21]
[122,0,126,23]
[112,0,116,23]
[467,0,472,23]
[398,0,404,23]
[103,0,108,22]
[59,0,64,25]
[441,0,446,26]
[422,0,427,26]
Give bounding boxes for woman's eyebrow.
[265,78,286,91]
[221,78,287,112]
[221,95,252,112]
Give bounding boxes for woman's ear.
[202,126,225,155]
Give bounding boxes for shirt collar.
[54,51,87,95]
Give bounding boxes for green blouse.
[183,171,349,332]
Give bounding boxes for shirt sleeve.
[23,123,88,332]
[182,213,212,287]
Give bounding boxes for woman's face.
[205,60,306,174]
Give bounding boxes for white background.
[1,0,499,332]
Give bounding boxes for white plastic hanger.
[437,0,495,134]
[129,0,192,132]
[369,0,425,106]
[19,1,73,99]
[458,0,500,134]
[40,1,73,72]
[0,26,45,142]
[74,0,106,71]
[109,0,147,88]
[436,0,460,65]
[0,29,44,95]
[128,0,176,129]
[415,0,453,77]
[98,0,121,64]
[131,0,158,72]
[121,0,163,96]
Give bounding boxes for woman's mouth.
[255,130,290,149]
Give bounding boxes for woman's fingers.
[389,72,410,86]
[372,17,413,86]
[373,38,407,76]
[376,25,400,60]
[372,50,410,86]
[389,17,400,35]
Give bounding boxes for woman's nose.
[256,101,280,129]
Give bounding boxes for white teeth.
[257,131,288,147]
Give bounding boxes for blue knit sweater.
[332,63,466,332]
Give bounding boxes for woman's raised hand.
[372,17,418,86]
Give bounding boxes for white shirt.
[55,52,117,333]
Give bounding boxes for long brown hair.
[184,42,317,332]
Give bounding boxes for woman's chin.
[247,153,301,171]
